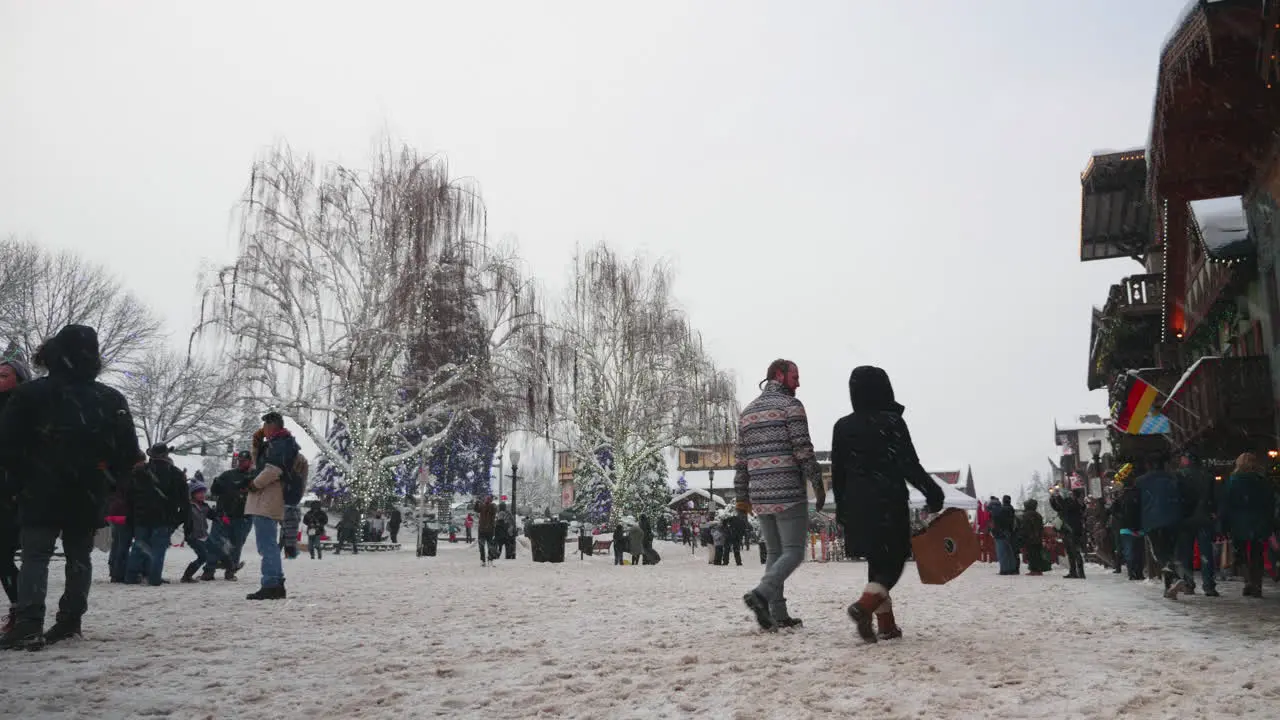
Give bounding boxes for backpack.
[283,452,308,507]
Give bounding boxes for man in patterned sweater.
[736,359,824,631]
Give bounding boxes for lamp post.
[708,468,715,516]
[509,450,521,517]
[1087,437,1103,498]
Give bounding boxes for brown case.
[911,507,979,585]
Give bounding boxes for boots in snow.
[875,609,903,641]
[772,598,803,629]
[200,569,216,582]
[246,585,287,601]
[0,620,44,652]
[847,586,886,644]
[43,616,82,646]
[180,569,198,584]
[742,590,775,631]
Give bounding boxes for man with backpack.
[244,412,305,600]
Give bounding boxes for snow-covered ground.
[2,536,1279,719]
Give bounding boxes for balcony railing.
[1165,356,1273,451]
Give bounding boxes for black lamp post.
[708,468,715,514]
[509,449,520,516]
[1087,437,1103,496]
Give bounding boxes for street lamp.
[509,450,521,517]
[1087,437,1103,497]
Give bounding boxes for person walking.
[1175,450,1218,596]
[833,366,944,643]
[464,513,474,544]
[474,496,497,567]
[203,451,253,581]
[1222,453,1275,598]
[126,444,188,586]
[0,353,31,632]
[388,507,402,544]
[243,412,300,600]
[181,483,212,583]
[303,502,329,559]
[0,325,142,650]
[735,359,824,631]
[1137,453,1190,599]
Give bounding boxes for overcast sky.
[1,1,1187,499]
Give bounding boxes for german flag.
[1114,377,1160,434]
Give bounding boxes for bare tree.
[196,143,541,511]
[547,243,738,523]
[118,346,240,454]
[0,236,162,373]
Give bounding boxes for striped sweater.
[733,381,822,514]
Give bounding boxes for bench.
[592,539,613,553]
[312,540,402,552]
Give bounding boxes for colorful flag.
[1137,413,1171,435]
[1114,377,1160,434]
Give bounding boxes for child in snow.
[612,525,626,565]
[181,484,212,584]
[303,503,329,559]
[712,524,727,565]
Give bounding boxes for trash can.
[418,522,439,557]
[530,522,568,563]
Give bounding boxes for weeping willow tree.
[550,243,738,525]
[195,143,541,512]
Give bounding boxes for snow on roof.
[1088,146,1146,158]
[1056,422,1107,433]
[1189,196,1251,258]
[668,488,727,507]
[1165,356,1220,407]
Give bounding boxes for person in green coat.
[1222,453,1276,598]
[1021,499,1050,575]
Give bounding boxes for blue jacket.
[1136,470,1182,532]
[1223,472,1275,541]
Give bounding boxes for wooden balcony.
[1105,274,1162,317]
[1164,356,1274,455]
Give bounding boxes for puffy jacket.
[0,326,141,529]
[1137,470,1183,532]
[1223,471,1275,541]
[130,460,189,528]
[211,468,251,518]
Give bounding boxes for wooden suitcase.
[911,508,979,585]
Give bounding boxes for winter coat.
[628,524,645,554]
[303,509,328,536]
[1117,485,1142,532]
[1136,470,1182,532]
[732,380,823,513]
[1223,471,1275,541]
[0,388,21,527]
[1176,465,1215,528]
[244,430,299,522]
[210,468,251,518]
[830,366,944,560]
[990,503,1017,539]
[1020,508,1045,547]
[388,509,402,532]
[639,515,653,547]
[0,325,141,529]
[475,500,497,534]
[1050,493,1085,537]
[130,459,189,528]
[612,526,626,552]
[185,501,211,542]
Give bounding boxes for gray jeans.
[17,526,95,627]
[753,503,808,615]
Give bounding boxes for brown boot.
[846,585,886,644]
[875,598,902,640]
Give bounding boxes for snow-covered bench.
[592,539,613,553]
[311,540,402,552]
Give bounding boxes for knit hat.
[146,443,173,459]
[189,482,207,496]
[0,355,32,384]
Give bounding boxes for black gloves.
[926,491,944,514]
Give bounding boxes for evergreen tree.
[611,453,671,525]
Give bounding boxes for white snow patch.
[2,534,1279,718]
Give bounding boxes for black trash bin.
[530,522,568,563]
[418,523,439,557]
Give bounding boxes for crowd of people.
[980,451,1277,600]
[0,324,311,651]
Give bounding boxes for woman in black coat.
[832,366,944,644]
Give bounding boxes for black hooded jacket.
[0,325,141,528]
[831,366,945,559]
